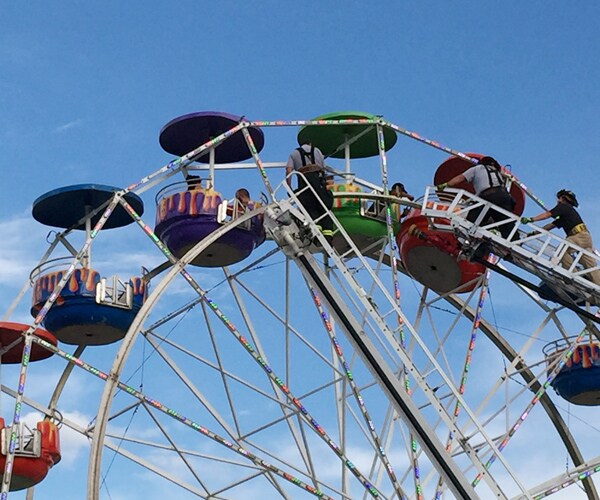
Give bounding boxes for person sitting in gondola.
[286,140,333,242]
[227,188,252,217]
[521,189,600,286]
[373,182,414,220]
[185,173,203,191]
[232,188,266,242]
[391,182,414,220]
[226,188,264,231]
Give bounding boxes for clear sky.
[1,2,599,499]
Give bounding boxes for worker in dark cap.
[437,156,516,239]
[521,189,600,285]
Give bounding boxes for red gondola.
[0,418,61,491]
[397,203,485,294]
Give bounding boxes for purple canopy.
[159,111,264,163]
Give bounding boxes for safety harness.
[483,164,505,189]
[295,146,331,205]
[297,146,316,168]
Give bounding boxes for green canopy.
[297,111,397,159]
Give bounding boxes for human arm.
[520,210,555,229]
[285,154,295,186]
[530,211,552,223]
[446,174,467,188]
[285,150,298,187]
[437,174,466,191]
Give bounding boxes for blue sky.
[1,2,599,499]
[2,1,599,208]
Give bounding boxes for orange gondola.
[0,418,61,490]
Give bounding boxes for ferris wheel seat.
[34,299,143,345]
[155,217,263,267]
[31,269,146,345]
[334,210,392,236]
[545,342,600,406]
[329,184,399,253]
[0,322,57,363]
[397,210,485,293]
[0,418,61,491]
[155,189,265,267]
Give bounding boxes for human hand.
[436,182,448,191]
[520,216,532,224]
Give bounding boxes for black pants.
[468,187,516,239]
[296,171,333,234]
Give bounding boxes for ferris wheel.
[0,111,599,499]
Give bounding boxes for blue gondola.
[30,184,147,345]
[544,337,600,406]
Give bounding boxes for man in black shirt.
[521,189,600,285]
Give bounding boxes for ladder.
[263,184,533,499]
[419,186,600,307]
